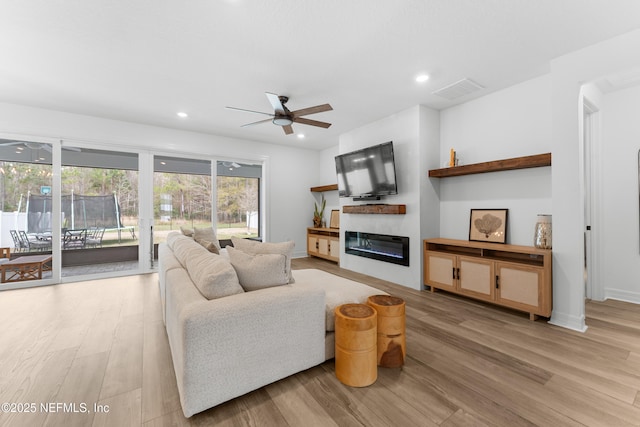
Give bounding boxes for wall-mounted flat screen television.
[334,141,398,200]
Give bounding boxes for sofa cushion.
[231,238,295,284]
[292,269,388,332]
[166,231,189,250]
[172,235,208,267]
[185,251,244,300]
[227,246,288,291]
[194,226,220,250]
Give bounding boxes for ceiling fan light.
[272,116,293,126]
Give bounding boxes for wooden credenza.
[307,227,340,263]
[423,238,552,320]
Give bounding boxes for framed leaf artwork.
[469,209,508,244]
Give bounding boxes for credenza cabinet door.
[458,256,495,302]
[308,236,319,256]
[329,237,340,259]
[318,237,330,256]
[496,262,548,316]
[425,252,457,292]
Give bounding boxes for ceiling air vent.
[432,78,484,100]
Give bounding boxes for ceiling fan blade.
[291,104,333,117]
[293,117,332,129]
[241,118,273,128]
[226,106,274,117]
[282,125,294,135]
[265,92,286,114]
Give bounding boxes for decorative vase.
[533,214,552,249]
[313,217,322,228]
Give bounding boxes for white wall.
[0,101,320,258]
[439,75,553,246]
[338,105,439,289]
[550,28,640,331]
[600,84,640,303]
[309,145,340,228]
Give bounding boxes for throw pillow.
[231,238,295,284]
[180,226,194,237]
[226,246,288,291]
[194,226,220,250]
[185,251,244,300]
[196,238,220,254]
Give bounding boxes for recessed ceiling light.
[416,74,430,83]
[160,161,166,165]
[297,134,305,139]
[176,112,188,118]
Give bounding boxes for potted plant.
[313,195,326,228]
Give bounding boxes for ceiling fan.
[226,92,332,135]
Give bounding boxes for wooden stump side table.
[334,303,377,387]
[367,295,406,368]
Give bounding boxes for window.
[216,161,261,242]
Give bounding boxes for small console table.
[307,227,339,263]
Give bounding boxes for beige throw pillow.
[194,226,220,250]
[231,238,295,284]
[185,251,244,300]
[196,238,220,254]
[227,246,288,291]
[180,226,194,237]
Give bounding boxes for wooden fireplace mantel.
[343,204,406,215]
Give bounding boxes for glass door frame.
[0,133,61,289]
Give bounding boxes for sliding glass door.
[0,137,266,286]
[60,147,139,278]
[152,155,212,262]
[0,138,57,288]
[216,160,262,244]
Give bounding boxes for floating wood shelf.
[428,153,551,178]
[310,184,338,192]
[343,204,406,215]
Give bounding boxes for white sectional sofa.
[158,231,385,417]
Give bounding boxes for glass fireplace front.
[345,231,409,266]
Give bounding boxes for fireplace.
[345,231,409,266]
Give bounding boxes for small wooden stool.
[367,295,406,368]
[334,303,377,387]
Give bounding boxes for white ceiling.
[1,1,640,150]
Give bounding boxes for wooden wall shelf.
[310,184,338,192]
[343,204,406,215]
[428,153,551,178]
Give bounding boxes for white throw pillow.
[227,246,288,291]
[185,251,244,300]
[193,226,220,250]
[231,238,295,284]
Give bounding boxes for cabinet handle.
[456,268,460,280]
[316,242,319,249]
[495,275,500,289]
[452,267,456,280]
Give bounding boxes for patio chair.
[19,230,52,252]
[86,227,105,248]
[63,229,87,250]
[10,230,27,252]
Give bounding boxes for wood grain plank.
[99,313,144,400]
[43,351,109,427]
[92,388,142,427]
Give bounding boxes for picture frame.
[469,209,508,244]
[329,209,340,229]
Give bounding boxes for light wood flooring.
[0,257,639,426]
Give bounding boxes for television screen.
[335,141,398,199]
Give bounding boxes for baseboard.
[548,311,588,332]
[604,288,640,304]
